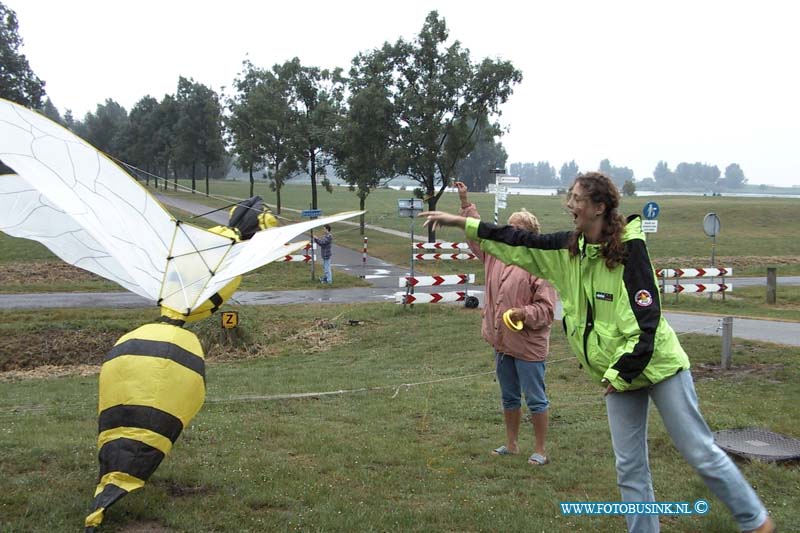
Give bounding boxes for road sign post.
[703,212,722,300]
[642,201,660,233]
[302,208,324,280]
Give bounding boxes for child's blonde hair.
[507,208,540,234]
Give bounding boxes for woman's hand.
[419,211,467,232]
[455,181,469,207]
[507,307,525,324]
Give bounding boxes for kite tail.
[86,322,206,530]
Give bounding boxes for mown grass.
[149,181,800,273]
[0,303,797,532]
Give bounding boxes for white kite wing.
[0,97,232,307]
[193,211,364,307]
[1,98,366,315]
[0,172,148,297]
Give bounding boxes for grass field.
[1,180,798,531]
[0,303,798,532]
[149,181,800,275]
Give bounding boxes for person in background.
[457,181,556,466]
[314,224,333,284]
[422,172,774,533]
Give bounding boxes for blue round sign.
[643,201,660,220]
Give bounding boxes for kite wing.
[0,98,363,314]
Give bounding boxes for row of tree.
[1,2,749,242]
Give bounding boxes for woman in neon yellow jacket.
[421,172,774,533]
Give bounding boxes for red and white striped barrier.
[400,274,475,288]
[414,242,471,250]
[394,291,467,304]
[662,283,731,294]
[414,253,477,261]
[280,254,312,263]
[656,267,732,278]
[363,237,368,266]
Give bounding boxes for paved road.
[3,194,796,347]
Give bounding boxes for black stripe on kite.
[89,483,128,513]
[209,292,224,313]
[98,404,184,443]
[98,437,165,481]
[105,339,205,378]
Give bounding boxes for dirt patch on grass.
[0,317,360,380]
[117,521,173,533]
[0,261,103,285]
[653,255,800,270]
[0,328,121,373]
[692,362,786,383]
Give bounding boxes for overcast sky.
[8,0,800,186]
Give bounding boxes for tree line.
[1,5,522,238]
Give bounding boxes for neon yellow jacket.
[466,215,689,391]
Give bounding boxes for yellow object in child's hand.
[502,309,523,332]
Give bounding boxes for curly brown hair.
[567,172,628,269]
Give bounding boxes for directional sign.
[301,209,322,217]
[499,176,521,184]
[643,201,660,220]
[642,220,658,233]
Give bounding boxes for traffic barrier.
[414,253,477,261]
[657,266,732,301]
[399,243,478,306]
[398,274,475,288]
[413,242,471,250]
[395,291,467,304]
[280,244,312,262]
[662,283,731,294]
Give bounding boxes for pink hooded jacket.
[461,203,556,361]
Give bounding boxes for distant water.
[386,185,800,199]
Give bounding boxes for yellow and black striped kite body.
[85,322,205,530]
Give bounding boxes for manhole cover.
[714,427,800,462]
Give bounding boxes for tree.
[82,99,129,158]
[599,158,634,188]
[332,80,397,234]
[278,58,345,210]
[653,161,676,189]
[125,96,161,185]
[381,11,522,240]
[228,60,269,197]
[622,179,637,197]
[454,117,507,192]
[174,77,225,195]
[0,2,45,108]
[674,162,719,189]
[721,163,747,188]
[153,95,180,190]
[235,64,304,214]
[559,160,580,187]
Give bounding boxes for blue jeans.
[494,351,548,413]
[321,258,332,283]
[605,370,767,532]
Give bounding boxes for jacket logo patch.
[635,289,653,307]
[595,292,614,301]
